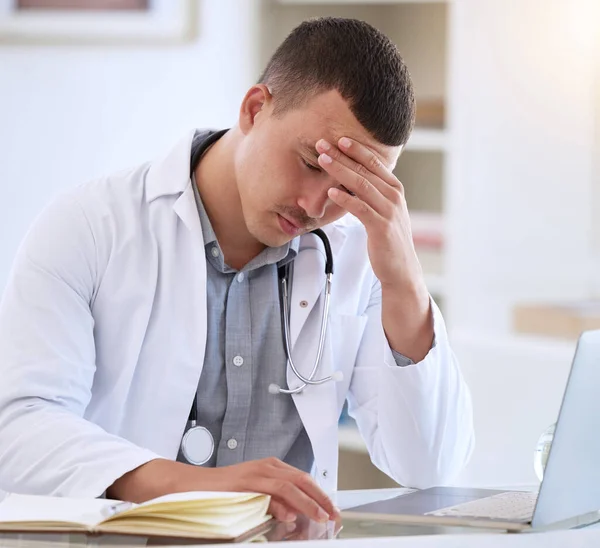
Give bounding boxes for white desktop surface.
[266,528,600,548]
[262,489,600,547]
[0,488,599,546]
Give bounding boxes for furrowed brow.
[297,138,319,160]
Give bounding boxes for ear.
[239,84,273,135]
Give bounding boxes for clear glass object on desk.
[534,423,556,481]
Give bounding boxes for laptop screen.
[532,329,600,527]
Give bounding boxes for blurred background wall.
[0,0,599,492]
[0,0,260,290]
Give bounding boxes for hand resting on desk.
[107,457,340,525]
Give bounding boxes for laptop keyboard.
[425,491,538,522]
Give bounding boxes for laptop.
[343,329,600,532]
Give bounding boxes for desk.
[1,489,600,547]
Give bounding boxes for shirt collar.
[278,237,299,268]
[191,175,217,247]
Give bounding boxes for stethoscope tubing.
[272,270,333,394]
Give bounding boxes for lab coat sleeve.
[0,194,160,497]
[346,278,475,488]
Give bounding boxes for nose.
[297,187,333,220]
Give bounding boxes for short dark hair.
[258,17,415,147]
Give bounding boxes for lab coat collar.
[145,129,197,203]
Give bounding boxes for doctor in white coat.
[0,18,473,524]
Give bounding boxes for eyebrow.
[297,138,319,160]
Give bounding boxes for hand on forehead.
[290,89,401,170]
[298,134,398,171]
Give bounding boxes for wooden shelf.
[513,301,600,341]
[338,424,368,453]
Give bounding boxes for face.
[234,87,400,247]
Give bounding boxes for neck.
[194,128,265,270]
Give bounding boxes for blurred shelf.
[513,300,600,341]
[277,0,449,4]
[405,128,448,152]
[410,211,444,247]
[411,212,444,295]
[338,424,368,454]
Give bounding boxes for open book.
[0,491,271,541]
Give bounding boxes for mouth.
[277,213,307,237]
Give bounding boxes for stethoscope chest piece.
[181,424,214,465]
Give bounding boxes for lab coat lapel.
[149,135,209,458]
[286,223,347,491]
[288,224,346,351]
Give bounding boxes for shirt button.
[233,355,244,367]
[299,300,308,308]
[227,438,238,450]
[322,469,328,478]
[211,246,219,258]
[237,272,245,283]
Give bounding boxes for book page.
[105,491,264,520]
[97,513,273,540]
[126,504,267,527]
[98,491,270,539]
[137,491,261,507]
[0,494,111,528]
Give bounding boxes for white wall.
[591,35,600,296]
[447,0,598,336]
[447,0,600,489]
[0,0,260,291]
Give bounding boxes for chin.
[257,230,291,248]
[250,219,291,248]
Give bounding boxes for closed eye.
[301,157,322,173]
[340,185,356,197]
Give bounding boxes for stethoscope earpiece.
[268,383,282,395]
[331,370,344,382]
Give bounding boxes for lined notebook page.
[0,494,110,526]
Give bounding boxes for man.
[0,18,474,525]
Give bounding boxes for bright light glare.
[567,0,600,54]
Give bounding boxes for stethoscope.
[268,228,343,395]
[181,229,343,465]
[182,133,343,465]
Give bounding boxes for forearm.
[108,459,198,502]
[108,457,340,524]
[381,279,433,363]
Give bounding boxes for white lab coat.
[0,130,474,498]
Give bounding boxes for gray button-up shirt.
[177,130,314,472]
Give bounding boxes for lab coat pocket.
[329,313,368,380]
